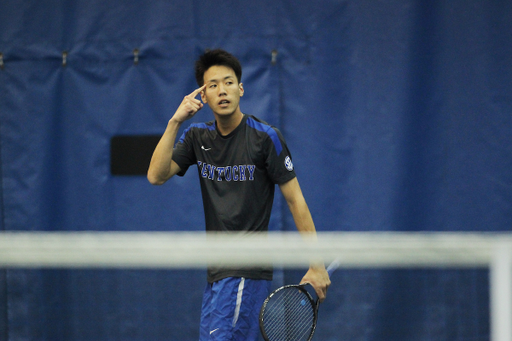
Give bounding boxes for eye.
[209,84,217,88]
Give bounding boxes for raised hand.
[172,84,207,123]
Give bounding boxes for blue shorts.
[199,277,271,341]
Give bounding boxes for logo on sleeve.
[284,156,294,171]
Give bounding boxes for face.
[201,65,244,117]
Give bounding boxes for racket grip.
[326,258,340,277]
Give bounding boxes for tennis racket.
[259,260,340,341]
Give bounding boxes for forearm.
[148,84,205,185]
[280,178,323,264]
[287,198,325,267]
[281,179,330,300]
[147,118,181,185]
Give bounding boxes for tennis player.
[148,49,330,341]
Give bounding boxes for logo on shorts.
[284,156,293,171]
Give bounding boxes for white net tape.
[1,231,511,341]
[0,231,510,268]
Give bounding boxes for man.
[148,49,330,340]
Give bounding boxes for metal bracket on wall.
[133,48,140,65]
[271,49,278,65]
[62,51,68,67]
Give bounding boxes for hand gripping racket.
[259,260,340,341]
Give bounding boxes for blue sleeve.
[264,127,296,184]
[172,125,197,176]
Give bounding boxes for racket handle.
[326,258,340,277]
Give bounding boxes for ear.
[239,83,244,97]
[200,89,207,103]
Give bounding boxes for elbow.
[147,171,165,186]
[147,161,178,185]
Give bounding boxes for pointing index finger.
[190,84,207,98]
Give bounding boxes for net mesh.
[1,231,511,341]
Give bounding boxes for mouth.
[218,99,230,107]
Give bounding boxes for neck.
[215,110,244,136]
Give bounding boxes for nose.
[217,83,227,96]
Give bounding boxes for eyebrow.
[206,75,235,84]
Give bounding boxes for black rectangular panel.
[110,135,161,175]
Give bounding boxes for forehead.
[203,65,237,83]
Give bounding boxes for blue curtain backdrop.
[1,0,511,340]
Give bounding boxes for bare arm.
[279,177,331,302]
[147,85,206,185]
[147,119,183,185]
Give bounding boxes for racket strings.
[262,287,315,341]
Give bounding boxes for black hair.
[195,49,242,86]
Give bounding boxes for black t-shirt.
[172,114,296,282]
